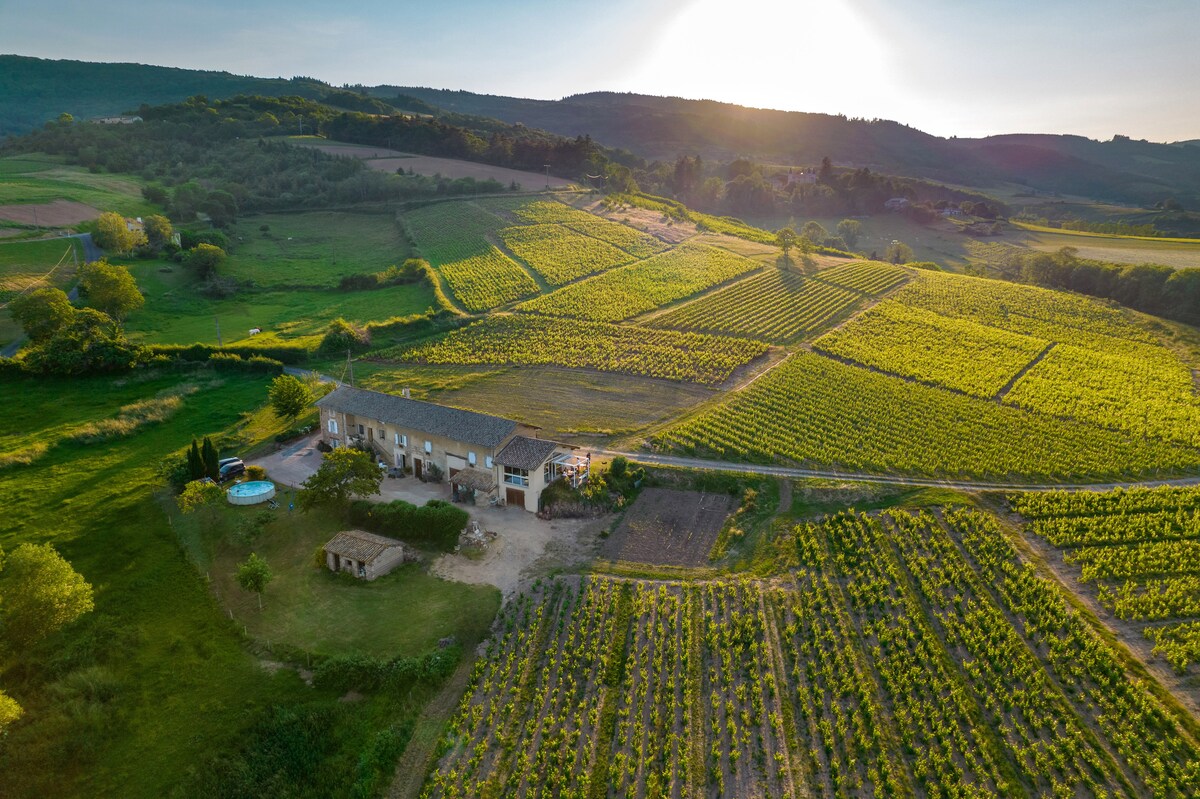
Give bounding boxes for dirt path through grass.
[387,655,478,799]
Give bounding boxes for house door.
[505,487,524,508]
[394,452,405,470]
[414,459,424,479]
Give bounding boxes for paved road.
[283,365,342,385]
[596,450,1200,493]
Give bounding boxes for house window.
[503,466,529,487]
[424,440,432,454]
[378,428,385,440]
[357,424,364,435]
[486,455,493,469]
[401,434,408,447]
[468,451,477,466]
[328,418,338,434]
[394,432,399,446]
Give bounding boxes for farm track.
[598,450,1200,492]
[993,341,1057,402]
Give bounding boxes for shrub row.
[149,342,313,364]
[348,498,469,551]
[312,647,460,693]
[208,352,284,375]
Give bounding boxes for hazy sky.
[2,0,1197,141]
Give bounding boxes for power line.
[0,242,77,310]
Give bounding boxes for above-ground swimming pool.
[227,480,276,506]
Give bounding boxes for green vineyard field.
[516,242,760,322]
[383,314,768,384]
[499,223,635,285]
[507,199,667,258]
[656,352,1200,478]
[813,300,1049,398]
[817,260,909,294]
[644,268,862,342]
[421,509,1200,798]
[1013,486,1200,670]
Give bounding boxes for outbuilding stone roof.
[323,529,406,564]
[316,386,518,449]
[494,435,560,472]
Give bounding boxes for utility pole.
[347,349,354,387]
[215,316,222,346]
[544,164,550,189]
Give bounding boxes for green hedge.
[348,498,469,551]
[149,341,313,364]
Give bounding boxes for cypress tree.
[187,438,204,480]
[201,436,220,480]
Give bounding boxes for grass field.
[125,257,437,345]
[0,369,499,799]
[0,236,82,345]
[0,154,153,219]
[1017,226,1200,269]
[223,211,413,288]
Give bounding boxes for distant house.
[773,169,818,188]
[125,217,144,233]
[315,386,590,512]
[884,197,911,211]
[323,529,412,580]
[91,115,142,125]
[941,207,964,218]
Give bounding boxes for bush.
[245,465,267,481]
[275,424,315,443]
[207,352,284,375]
[312,648,459,693]
[319,318,370,353]
[347,498,469,551]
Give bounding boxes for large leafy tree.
[186,243,226,279]
[774,227,797,263]
[0,543,95,648]
[177,479,223,514]
[79,260,143,322]
[8,287,74,342]
[92,211,145,254]
[268,374,314,423]
[143,214,174,251]
[836,219,862,248]
[299,448,382,510]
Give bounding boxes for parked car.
[218,459,245,482]
[218,457,242,469]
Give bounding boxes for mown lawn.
[0,368,498,798]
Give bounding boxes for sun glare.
[627,0,893,117]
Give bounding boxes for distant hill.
[0,55,339,137]
[4,56,1198,208]
[385,88,1200,208]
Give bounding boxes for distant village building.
[884,197,911,211]
[91,115,142,125]
[774,169,818,189]
[941,207,964,218]
[322,529,413,580]
[125,217,145,233]
[315,386,590,512]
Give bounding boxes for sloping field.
[423,508,1200,798]
[656,351,1200,478]
[644,267,862,342]
[498,223,634,285]
[813,301,1050,398]
[516,242,759,322]
[384,314,768,385]
[286,137,577,188]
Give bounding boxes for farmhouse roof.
[494,435,560,471]
[323,529,406,564]
[449,467,497,492]
[316,386,518,448]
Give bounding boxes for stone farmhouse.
[315,385,590,513]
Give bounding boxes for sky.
[2,0,1198,142]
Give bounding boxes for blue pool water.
[227,480,275,498]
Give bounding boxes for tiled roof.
[316,386,517,448]
[323,530,406,563]
[448,467,497,492]
[494,435,559,471]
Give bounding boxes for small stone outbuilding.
[323,529,411,580]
